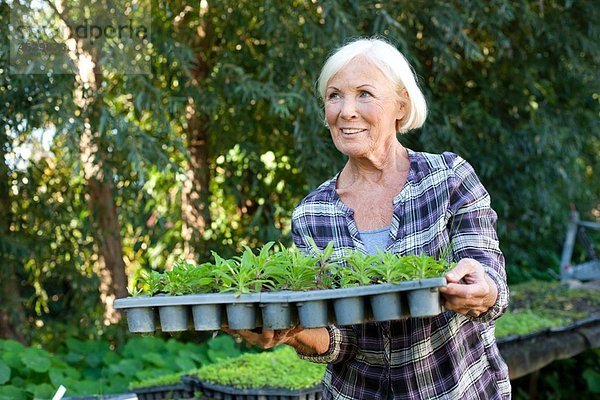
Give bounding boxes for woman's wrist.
[286,327,330,356]
[483,273,499,309]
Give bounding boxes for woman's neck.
[338,142,409,189]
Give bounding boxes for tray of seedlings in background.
[184,347,325,400]
[115,240,451,332]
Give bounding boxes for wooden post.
[560,210,579,281]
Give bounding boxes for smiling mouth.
[341,128,367,135]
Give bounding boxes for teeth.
[342,128,364,134]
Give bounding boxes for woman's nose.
[340,98,358,120]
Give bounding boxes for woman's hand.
[222,325,331,355]
[438,258,498,318]
[222,326,303,349]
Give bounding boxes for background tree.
[0,0,597,346]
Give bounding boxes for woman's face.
[324,58,405,160]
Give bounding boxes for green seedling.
[336,249,380,287]
[212,243,275,296]
[370,249,412,284]
[134,270,165,296]
[181,260,216,294]
[163,260,214,296]
[306,237,337,289]
[130,242,452,298]
[266,246,320,291]
[405,253,450,280]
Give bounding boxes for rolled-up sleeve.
[296,325,358,364]
[446,153,509,322]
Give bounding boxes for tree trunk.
[0,133,28,344]
[78,62,128,323]
[182,105,211,260]
[44,0,128,322]
[0,271,28,344]
[180,3,212,260]
[85,174,128,319]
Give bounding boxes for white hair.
[318,37,427,133]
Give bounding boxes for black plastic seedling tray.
[187,379,322,400]
[132,383,194,400]
[115,278,447,333]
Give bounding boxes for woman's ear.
[396,87,410,131]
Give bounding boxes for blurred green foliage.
[0,0,597,351]
[512,349,600,399]
[0,334,244,399]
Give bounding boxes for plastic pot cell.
[406,287,442,318]
[369,292,405,322]
[126,307,156,333]
[158,305,190,332]
[261,302,294,330]
[333,296,365,326]
[296,300,330,329]
[226,303,258,330]
[192,303,223,331]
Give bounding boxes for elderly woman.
[229,38,510,399]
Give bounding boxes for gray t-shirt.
[358,226,390,255]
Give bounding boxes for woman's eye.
[359,91,372,98]
[327,92,340,100]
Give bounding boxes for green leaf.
[108,359,143,378]
[25,383,55,398]
[165,339,185,354]
[1,340,25,354]
[0,385,27,400]
[206,335,241,362]
[2,351,24,370]
[84,351,104,369]
[106,375,130,393]
[48,367,80,388]
[183,344,204,363]
[58,377,86,393]
[102,350,121,366]
[196,347,210,366]
[21,348,51,373]
[583,368,600,394]
[141,352,166,367]
[70,380,104,396]
[121,337,165,359]
[0,359,11,385]
[82,366,102,380]
[64,351,83,364]
[175,356,196,372]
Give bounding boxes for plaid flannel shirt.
[292,150,511,400]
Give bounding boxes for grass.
[495,280,600,338]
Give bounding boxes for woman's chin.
[334,144,368,158]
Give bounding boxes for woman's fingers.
[222,325,304,349]
[439,258,498,317]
